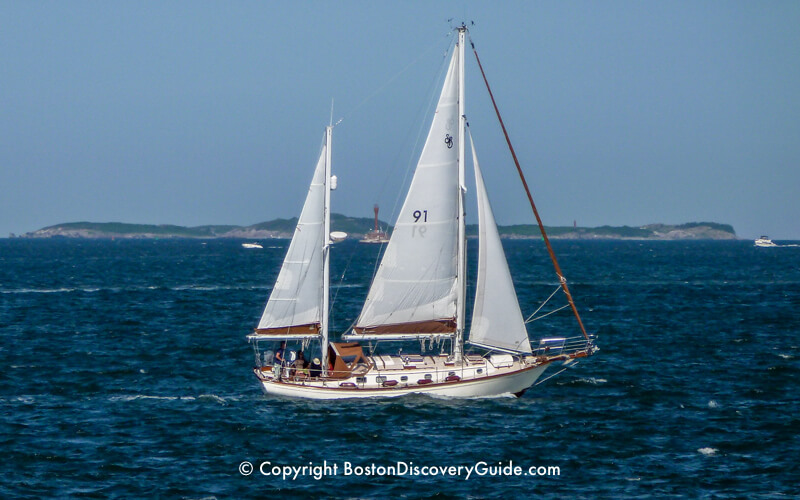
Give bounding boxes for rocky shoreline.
[16,219,737,240]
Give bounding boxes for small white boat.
[329,231,347,243]
[242,242,263,249]
[246,24,596,400]
[755,236,777,247]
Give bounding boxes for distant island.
[17,216,737,240]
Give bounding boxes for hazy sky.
[2,1,799,239]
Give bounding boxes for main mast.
[454,24,467,363]
[321,125,332,375]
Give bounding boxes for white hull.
[755,236,776,247]
[253,355,551,400]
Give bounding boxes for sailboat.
[247,25,597,399]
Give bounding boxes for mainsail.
[467,132,533,354]
[351,48,461,338]
[255,133,328,337]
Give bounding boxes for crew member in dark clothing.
[309,357,322,378]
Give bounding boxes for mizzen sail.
[255,133,328,337]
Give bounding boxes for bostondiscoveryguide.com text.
[238,460,560,481]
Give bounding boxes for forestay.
[467,132,533,354]
[255,134,328,337]
[352,49,461,337]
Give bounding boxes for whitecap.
[708,400,719,408]
[197,394,227,405]
[576,377,607,385]
[1,287,75,294]
[698,447,718,456]
[110,395,196,402]
[427,392,516,401]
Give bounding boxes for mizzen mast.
[321,125,333,374]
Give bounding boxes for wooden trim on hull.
[253,363,550,400]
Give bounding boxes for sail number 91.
[413,210,428,222]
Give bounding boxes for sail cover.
[353,49,461,337]
[256,134,327,336]
[468,132,532,354]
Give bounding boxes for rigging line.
[386,40,454,221]
[525,304,570,324]
[469,36,589,341]
[534,361,581,386]
[329,242,357,314]
[366,41,455,292]
[524,284,564,323]
[338,34,452,126]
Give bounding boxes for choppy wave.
[559,377,608,386]
[0,284,271,294]
[109,394,197,402]
[2,239,799,498]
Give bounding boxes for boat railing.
[254,358,486,384]
[253,362,370,381]
[253,335,597,386]
[533,334,597,360]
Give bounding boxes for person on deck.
[292,351,308,379]
[309,357,322,378]
[273,341,286,380]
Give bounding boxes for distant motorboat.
[242,242,263,249]
[754,236,777,248]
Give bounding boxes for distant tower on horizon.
[574,220,577,228]
[359,204,389,244]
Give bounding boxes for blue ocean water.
[1,238,798,498]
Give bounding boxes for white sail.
[352,48,461,337]
[468,132,532,354]
[256,133,327,336]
